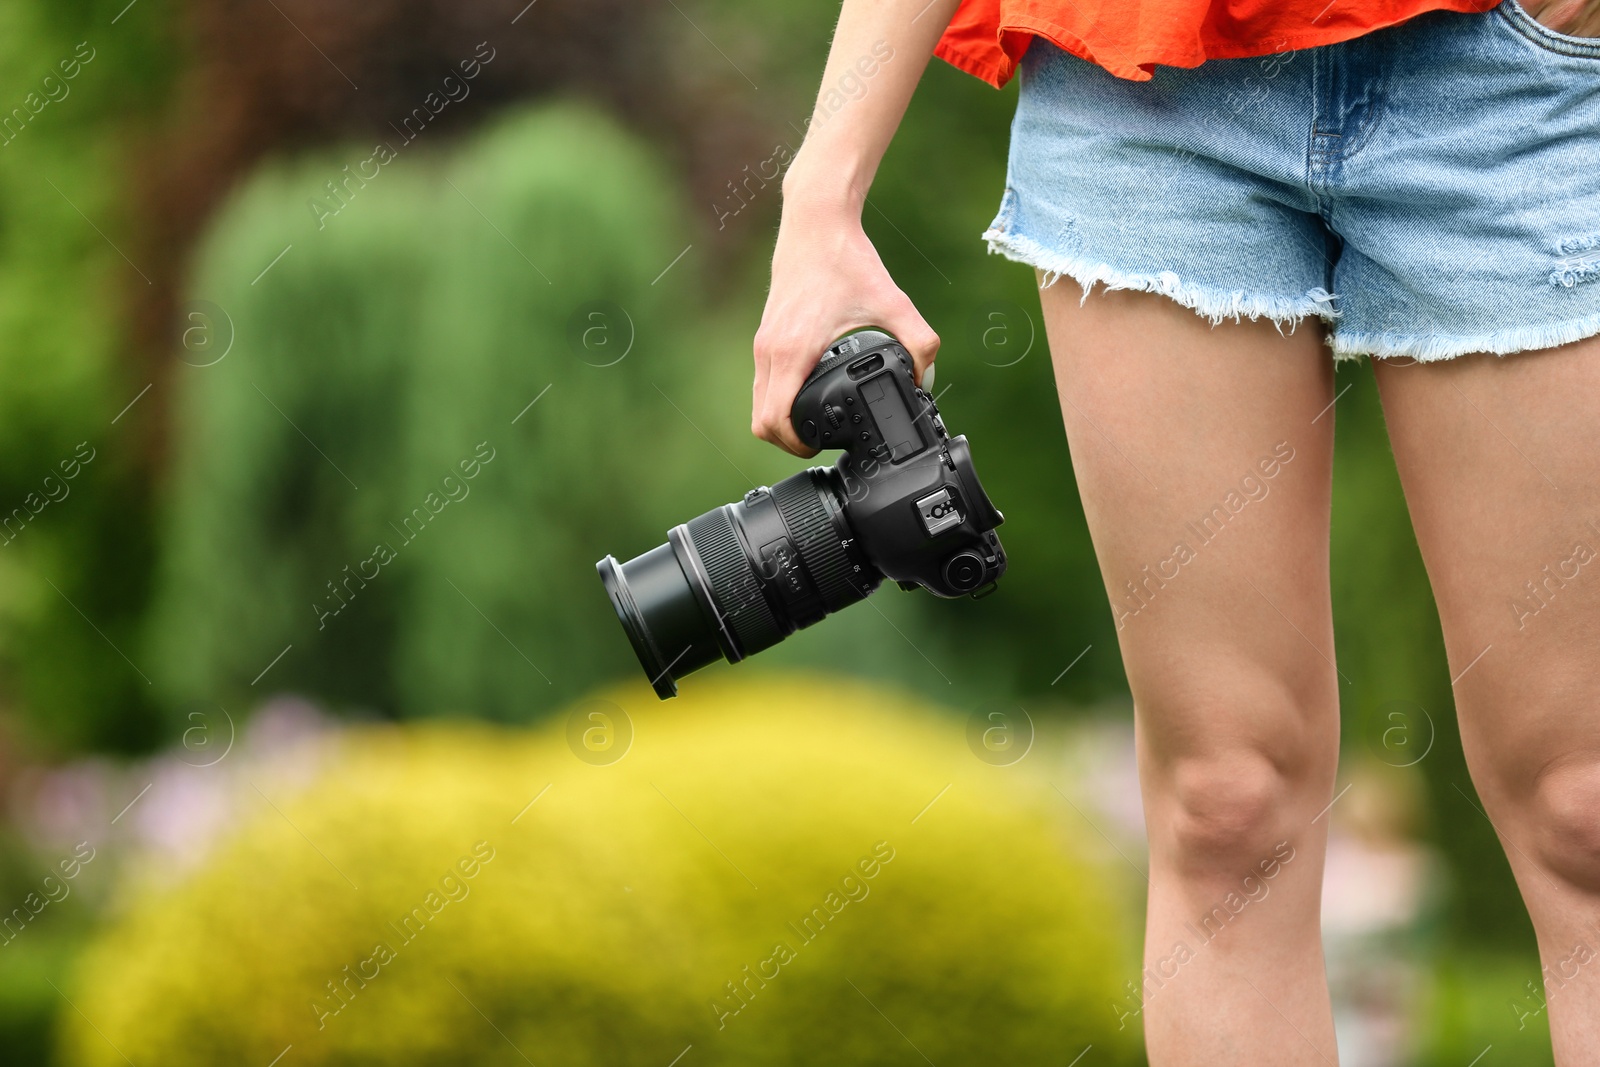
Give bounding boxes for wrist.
[781,147,872,216]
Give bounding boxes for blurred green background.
[0,0,1555,1064]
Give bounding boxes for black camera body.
[598,330,1006,698]
[791,331,1005,597]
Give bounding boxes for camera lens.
[597,467,879,698]
[597,545,724,699]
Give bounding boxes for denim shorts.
[986,1,1600,360]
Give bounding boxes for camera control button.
[801,419,817,441]
[944,552,985,592]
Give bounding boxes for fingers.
[751,325,817,458]
[881,299,940,387]
[751,339,772,441]
[759,354,820,457]
[751,303,939,455]
[750,264,936,458]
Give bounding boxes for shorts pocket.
[1497,0,1600,58]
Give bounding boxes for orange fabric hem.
[933,38,1013,87]
[937,0,1504,88]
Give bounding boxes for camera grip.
[790,330,938,464]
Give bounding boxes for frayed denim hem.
[1331,309,1600,362]
[984,228,1340,333]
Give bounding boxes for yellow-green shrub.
[62,676,1143,1066]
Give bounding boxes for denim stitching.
[1497,0,1600,58]
[1337,36,1394,166]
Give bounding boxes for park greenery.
[0,0,1560,1064]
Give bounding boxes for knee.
[1138,665,1337,874]
[1528,759,1600,892]
[1161,750,1320,871]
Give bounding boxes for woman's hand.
[1519,0,1600,36]
[744,0,960,456]
[751,178,939,457]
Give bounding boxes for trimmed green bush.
[62,676,1143,1066]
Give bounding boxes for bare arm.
[752,0,962,456]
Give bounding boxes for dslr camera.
[597,329,1007,698]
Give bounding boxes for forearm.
[752,0,955,452]
[782,0,962,210]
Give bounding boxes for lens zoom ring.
[686,508,784,655]
[771,473,861,611]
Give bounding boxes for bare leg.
[1375,339,1600,1064]
[1039,277,1342,1065]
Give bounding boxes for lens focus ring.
[685,507,784,656]
[771,471,863,611]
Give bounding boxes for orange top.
[935,0,1503,85]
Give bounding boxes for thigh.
[1039,277,1340,786]
[1373,339,1600,805]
